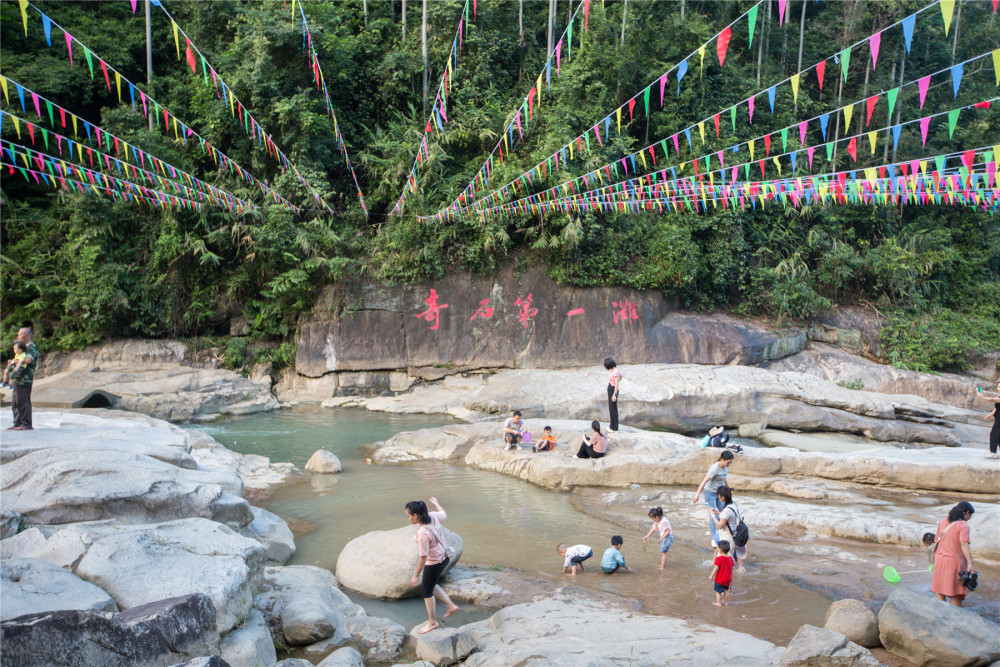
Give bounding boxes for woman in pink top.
[604,358,622,432]
[406,496,459,633]
[931,501,976,606]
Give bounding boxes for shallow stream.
[189,406,997,648]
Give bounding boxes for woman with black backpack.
[709,485,748,573]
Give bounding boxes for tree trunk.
[952,0,962,61]
[795,0,806,111]
[756,0,767,85]
[519,0,523,43]
[402,0,406,41]
[680,0,685,22]
[422,0,428,117]
[547,0,554,56]
[363,0,368,26]
[763,0,772,80]
[620,0,628,47]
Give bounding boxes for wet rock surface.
[1,557,118,620]
[777,624,884,666]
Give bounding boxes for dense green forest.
[1,0,998,372]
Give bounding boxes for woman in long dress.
[931,501,976,607]
[406,497,459,633]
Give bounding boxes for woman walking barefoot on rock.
[931,501,976,607]
[692,450,734,547]
[604,358,622,432]
[406,497,459,633]
[981,382,1000,459]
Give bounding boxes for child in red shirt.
[710,540,734,606]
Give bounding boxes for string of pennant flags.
[426,51,999,224]
[429,0,967,221]
[0,77,301,214]
[389,0,477,217]
[481,145,999,218]
[464,100,999,221]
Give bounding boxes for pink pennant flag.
[807,146,815,168]
[869,32,881,69]
[130,0,137,13]
[65,31,74,66]
[918,75,930,109]
[717,151,724,169]
[31,92,41,119]
[140,90,147,116]
[556,40,562,76]
[778,0,787,26]
[909,159,919,180]
[988,160,996,188]
[798,121,807,146]
[659,73,668,107]
[671,134,680,155]
[919,116,930,146]
[515,111,523,140]
[717,27,731,67]
[748,95,755,123]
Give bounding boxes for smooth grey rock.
[169,658,231,667]
[823,599,880,648]
[219,610,276,667]
[317,647,364,667]
[254,565,353,646]
[0,527,47,560]
[408,626,477,666]
[0,425,197,468]
[16,519,266,634]
[305,450,342,474]
[777,624,883,666]
[344,614,407,661]
[118,594,220,661]
[739,421,767,438]
[878,586,1000,666]
[1,508,22,538]
[1,448,251,529]
[336,524,463,599]
[272,660,314,667]
[391,663,434,667]
[1,557,118,620]
[239,506,295,564]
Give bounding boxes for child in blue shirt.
[601,535,634,574]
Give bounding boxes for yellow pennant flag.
[12,115,20,139]
[843,103,854,130]
[72,114,78,137]
[0,77,7,103]
[790,73,800,104]
[698,121,705,144]
[699,45,706,77]
[536,74,543,106]
[773,156,782,175]
[20,152,29,168]
[640,150,647,170]
[77,142,83,162]
[173,117,179,139]
[919,160,928,175]
[867,131,877,154]
[993,49,1000,86]
[291,0,296,21]
[18,0,28,35]
[616,107,622,135]
[569,140,574,160]
[865,167,877,187]
[172,21,180,60]
[229,90,235,116]
[115,72,122,103]
[748,139,756,159]
[941,0,955,36]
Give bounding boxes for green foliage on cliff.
[1,0,998,370]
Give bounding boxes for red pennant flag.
[713,114,720,137]
[584,0,590,30]
[764,134,771,156]
[528,86,535,119]
[717,27,731,67]
[100,59,111,93]
[185,39,196,74]
[847,137,857,162]
[865,95,878,126]
[974,100,991,109]
[816,60,826,91]
[628,98,636,123]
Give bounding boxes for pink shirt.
[653,516,671,539]
[415,511,447,565]
[608,368,621,386]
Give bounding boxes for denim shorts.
[659,534,674,554]
[714,582,730,593]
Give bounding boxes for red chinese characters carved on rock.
[469,298,494,321]
[416,289,449,330]
[612,299,639,325]
[514,294,539,328]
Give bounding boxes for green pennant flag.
[41,128,48,149]
[825,142,833,161]
[744,162,751,180]
[886,87,899,118]
[45,100,54,127]
[584,131,591,151]
[660,139,668,157]
[730,106,737,132]
[947,108,960,138]
[780,128,788,152]
[85,48,95,80]
[643,86,651,117]
[935,155,946,172]
[567,17,573,61]
[748,5,759,47]
[202,56,209,86]
[840,47,851,82]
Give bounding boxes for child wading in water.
[642,507,673,569]
[557,543,593,575]
[601,535,635,574]
[710,540,735,606]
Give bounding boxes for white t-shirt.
[705,462,728,493]
[503,418,524,434]
[563,544,591,568]
[652,516,672,539]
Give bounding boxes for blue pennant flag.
[901,15,915,55]
[819,113,830,140]
[951,63,963,98]
[684,128,692,150]
[767,86,776,114]
[789,152,797,171]
[16,84,25,113]
[42,15,52,46]
[677,59,688,94]
[891,124,901,152]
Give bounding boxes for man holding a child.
[8,328,38,431]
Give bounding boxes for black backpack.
[731,504,750,548]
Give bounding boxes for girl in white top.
[642,506,674,569]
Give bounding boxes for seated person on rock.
[533,426,556,452]
[503,410,527,451]
[576,421,607,459]
[708,426,730,448]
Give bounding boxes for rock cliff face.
[295,267,806,382]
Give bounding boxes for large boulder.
[458,594,783,666]
[219,610,276,667]
[254,565,356,646]
[408,626,478,666]
[1,594,218,667]
[343,615,407,661]
[305,450,342,474]
[317,647,364,667]
[1,558,118,620]
[823,599,880,648]
[1,448,252,529]
[335,524,464,599]
[777,624,882,666]
[0,423,197,469]
[878,585,1000,666]
[238,506,295,564]
[10,518,267,634]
